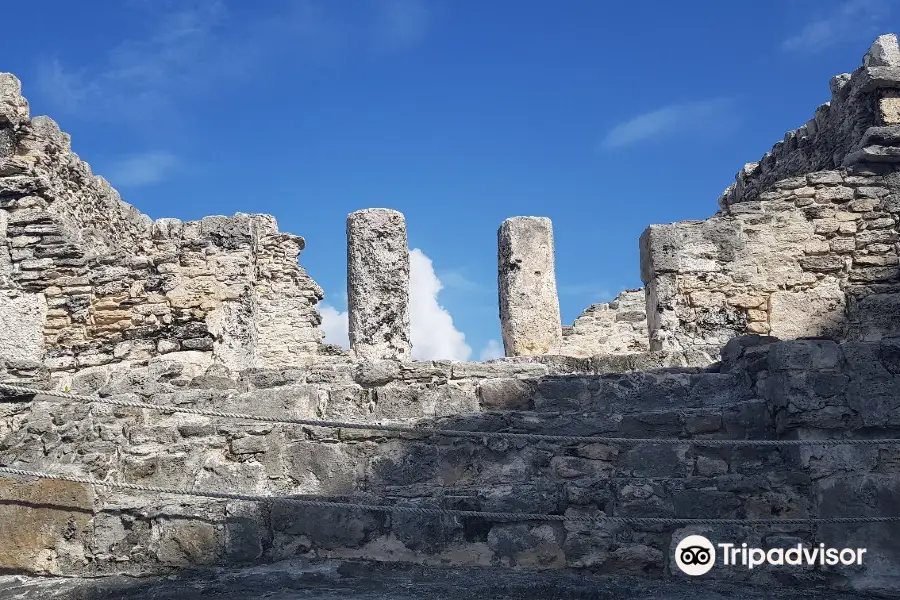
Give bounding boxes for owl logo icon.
[675,535,716,576]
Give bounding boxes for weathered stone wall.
[0,75,325,377]
[718,34,900,210]
[0,337,898,594]
[641,36,900,354]
[559,289,649,357]
[641,165,898,352]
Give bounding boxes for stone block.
[815,474,900,588]
[270,501,384,550]
[865,34,900,68]
[767,340,843,372]
[151,511,223,567]
[487,523,566,567]
[477,377,534,410]
[881,96,900,125]
[768,281,846,340]
[284,441,364,494]
[639,224,682,280]
[0,477,94,574]
[346,208,411,361]
[497,216,562,356]
[846,293,900,341]
[0,292,46,363]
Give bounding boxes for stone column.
[347,208,411,361]
[498,216,562,356]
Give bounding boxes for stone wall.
[640,35,900,354]
[559,289,649,357]
[0,75,326,377]
[718,34,900,209]
[1,338,899,594]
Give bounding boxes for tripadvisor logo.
[675,535,716,576]
[673,534,868,575]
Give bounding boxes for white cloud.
[781,0,890,53]
[316,247,473,361]
[106,152,178,187]
[479,339,505,361]
[319,303,350,348]
[408,248,471,361]
[600,98,738,150]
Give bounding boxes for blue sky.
[8,0,898,360]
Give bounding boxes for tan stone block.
[803,240,830,255]
[44,317,71,329]
[815,186,854,203]
[746,309,768,322]
[768,281,845,339]
[92,299,122,311]
[726,293,767,309]
[853,254,899,266]
[91,309,132,325]
[813,220,839,234]
[880,96,900,125]
[0,477,93,574]
[688,291,725,307]
[62,286,92,295]
[746,321,771,334]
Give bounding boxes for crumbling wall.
[0,75,325,376]
[718,34,899,209]
[1,338,899,594]
[641,36,900,353]
[559,289,649,357]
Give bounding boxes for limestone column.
[498,216,562,356]
[347,208,411,361]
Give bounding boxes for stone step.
[520,371,754,414]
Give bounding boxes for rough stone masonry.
[639,33,900,357]
[0,76,327,378]
[2,31,900,599]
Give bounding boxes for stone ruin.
[2,33,900,596]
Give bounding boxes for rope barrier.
[2,383,899,526]
[0,465,896,525]
[1,382,897,447]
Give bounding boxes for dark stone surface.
[0,560,888,599]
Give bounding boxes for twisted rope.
[0,465,895,525]
[1,383,896,447]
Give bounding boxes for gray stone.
[270,502,384,550]
[477,378,534,410]
[346,208,411,361]
[0,293,45,364]
[352,359,401,387]
[497,216,562,356]
[486,523,565,567]
[864,34,900,68]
